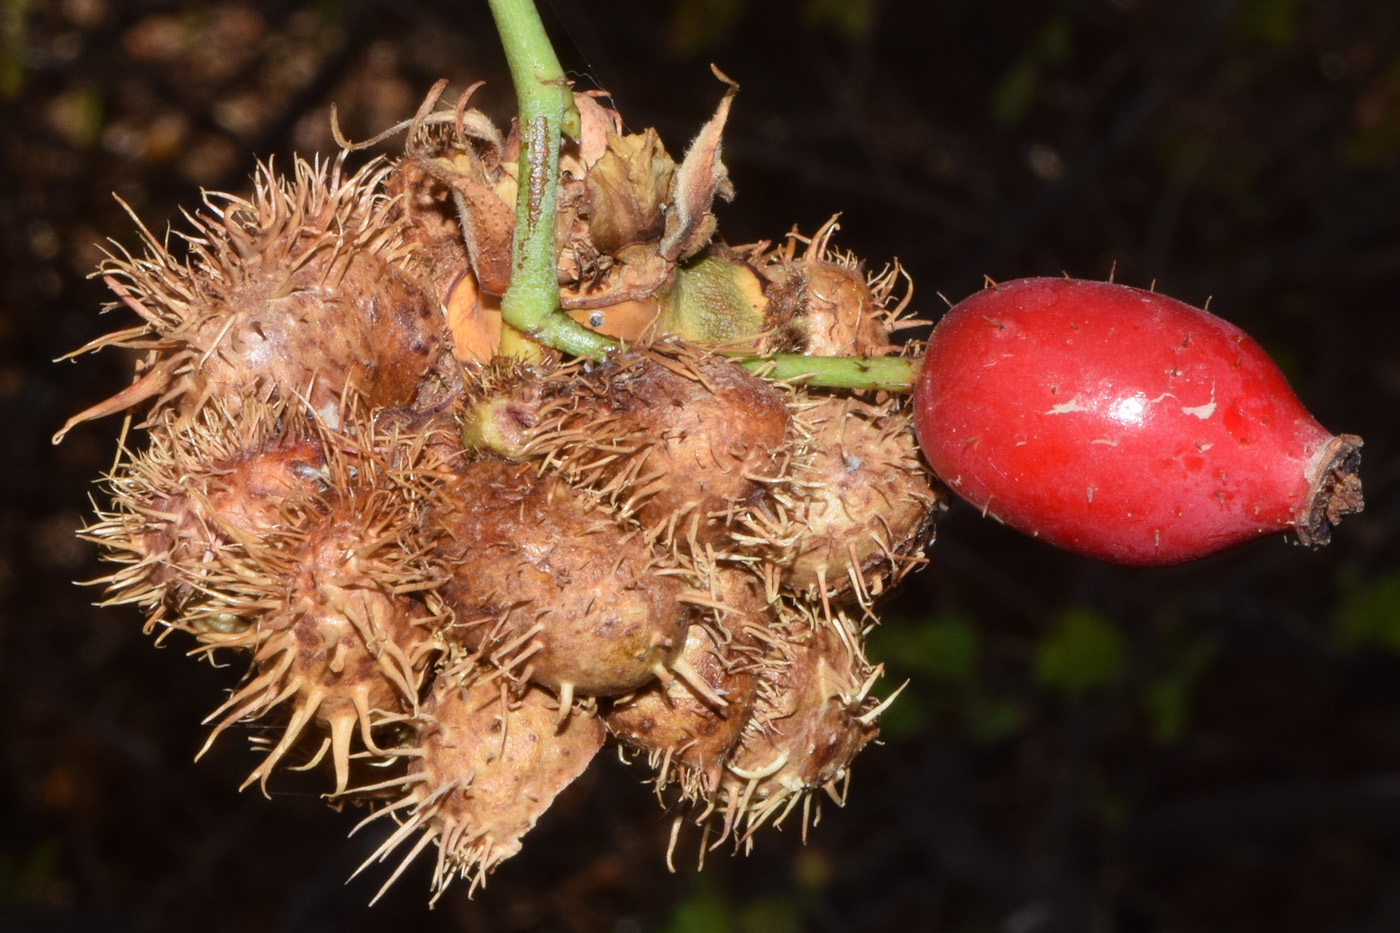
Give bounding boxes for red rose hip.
[912,277,1363,565]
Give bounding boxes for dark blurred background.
[3,0,1399,930]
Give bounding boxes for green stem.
[737,354,918,391]
[486,0,604,352]
[486,0,918,393]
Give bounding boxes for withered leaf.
[450,181,515,296]
[584,129,675,254]
[660,70,738,262]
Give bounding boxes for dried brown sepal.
[660,69,738,263]
[549,90,628,306]
[556,82,736,313]
[351,677,606,902]
[373,81,740,345]
[554,120,673,314]
[385,154,473,309]
[388,81,513,298]
[422,85,677,315]
[1296,433,1364,548]
[583,128,674,255]
[433,459,692,698]
[572,90,626,167]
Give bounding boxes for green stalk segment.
[737,354,918,391]
[486,0,604,352]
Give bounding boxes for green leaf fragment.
[1034,608,1126,696]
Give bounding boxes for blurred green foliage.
[1232,0,1307,47]
[663,879,731,933]
[868,613,1027,744]
[803,0,874,39]
[0,0,28,96]
[0,841,61,907]
[43,85,103,149]
[667,0,745,56]
[662,874,805,933]
[874,604,1217,748]
[1142,636,1216,745]
[667,0,875,56]
[990,14,1074,127]
[1334,572,1400,655]
[1034,607,1127,696]
[871,612,980,682]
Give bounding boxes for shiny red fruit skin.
[912,277,1346,565]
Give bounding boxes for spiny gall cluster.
[63,82,938,901]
